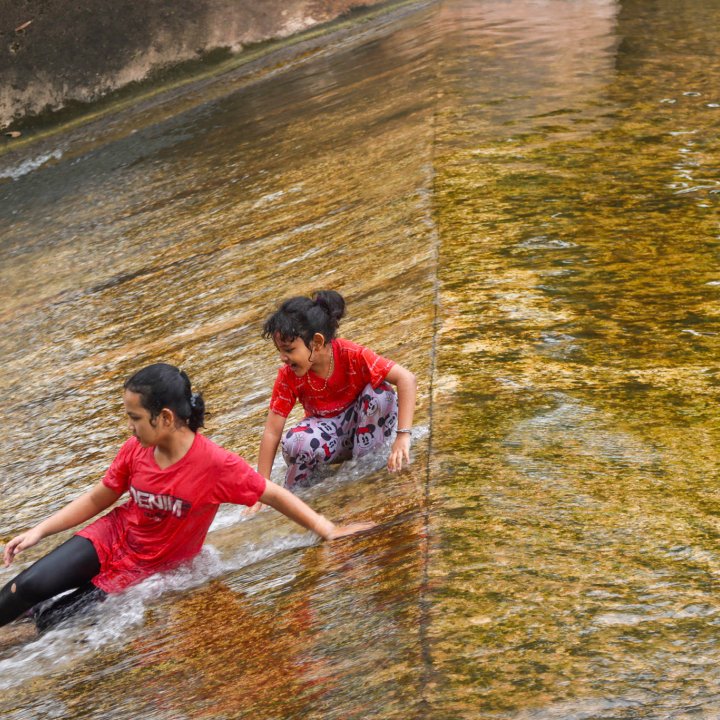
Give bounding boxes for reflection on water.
[431,0,720,717]
[1,0,720,717]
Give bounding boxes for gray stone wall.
[0,0,384,129]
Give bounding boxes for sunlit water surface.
[1,1,719,718]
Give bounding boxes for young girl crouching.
[258,290,417,489]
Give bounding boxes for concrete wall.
[0,0,384,129]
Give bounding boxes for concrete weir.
[0,0,384,129]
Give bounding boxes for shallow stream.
[1,1,719,718]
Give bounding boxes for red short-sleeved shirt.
[77,434,266,593]
[269,337,395,419]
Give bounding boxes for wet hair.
[124,363,205,432]
[262,290,346,348]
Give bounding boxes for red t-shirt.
[269,337,395,419]
[77,434,266,593]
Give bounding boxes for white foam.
[0,149,63,181]
[0,533,317,690]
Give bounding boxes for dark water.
[1,1,719,718]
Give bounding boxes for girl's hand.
[387,433,411,472]
[241,502,264,517]
[326,521,376,540]
[3,527,43,567]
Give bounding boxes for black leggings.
[0,535,105,632]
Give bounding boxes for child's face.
[273,334,313,376]
[123,390,166,447]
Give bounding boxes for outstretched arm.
[259,480,374,540]
[3,481,121,566]
[257,410,287,480]
[385,363,417,472]
[242,410,288,517]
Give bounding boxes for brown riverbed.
[2,1,720,718]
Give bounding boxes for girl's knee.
[7,570,45,604]
[375,381,398,408]
[0,577,33,626]
[282,421,340,466]
[357,383,397,422]
[282,424,316,460]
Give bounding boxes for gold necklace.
[306,347,334,392]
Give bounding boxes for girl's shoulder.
[333,337,368,355]
[192,433,253,476]
[188,432,228,461]
[333,337,394,377]
[334,337,385,363]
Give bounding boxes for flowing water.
[1,0,719,718]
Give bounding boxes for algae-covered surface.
[1,0,719,717]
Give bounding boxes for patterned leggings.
[282,382,398,489]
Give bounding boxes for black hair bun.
[313,290,346,322]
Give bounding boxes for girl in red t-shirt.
[1,363,372,633]
[258,290,417,489]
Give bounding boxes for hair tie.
[190,393,199,409]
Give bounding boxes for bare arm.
[384,363,417,472]
[259,481,373,540]
[257,410,287,480]
[3,482,121,566]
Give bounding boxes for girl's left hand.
[327,521,376,539]
[387,433,411,472]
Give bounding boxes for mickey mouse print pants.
[282,382,398,489]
